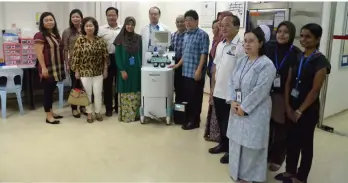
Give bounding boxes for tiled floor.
[0,94,348,182]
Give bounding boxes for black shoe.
[209,144,227,154]
[105,110,113,117]
[53,115,63,119]
[72,110,81,118]
[80,107,88,116]
[182,122,200,130]
[46,119,60,124]
[220,152,229,164]
[275,172,294,181]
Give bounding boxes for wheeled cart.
[139,66,174,125]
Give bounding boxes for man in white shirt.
[140,6,170,62]
[209,15,245,164]
[98,7,122,117]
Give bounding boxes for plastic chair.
[56,81,64,109]
[0,68,24,119]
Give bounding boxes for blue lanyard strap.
[239,56,260,88]
[275,45,293,71]
[296,50,317,88]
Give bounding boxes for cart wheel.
[166,117,171,125]
[140,116,145,124]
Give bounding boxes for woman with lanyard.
[266,21,302,172]
[275,23,331,183]
[226,27,276,183]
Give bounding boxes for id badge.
[236,89,242,103]
[291,88,299,98]
[273,75,281,88]
[129,56,135,65]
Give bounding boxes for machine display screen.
[154,32,170,45]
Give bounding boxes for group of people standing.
[32,5,331,183]
[190,10,331,183]
[34,7,143,124]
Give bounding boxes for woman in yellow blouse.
[71,17,109,123]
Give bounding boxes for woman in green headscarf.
[113,16,142,122]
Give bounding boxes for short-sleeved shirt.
[70,36,109,77]
[34,32,66,82]
[62,28,81,66]
[170,31,186,59]
[182,28,210,79]
[213,36,245,100]
[98,24,122,54]
[289,52,331,116]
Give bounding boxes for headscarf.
[277,21,296,45]
[259,25,271,42]
[113,16,141,54]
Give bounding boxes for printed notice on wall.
[274,11,285,28]
[200,1,216,28]
[257,20,274,26]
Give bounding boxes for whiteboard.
[200,1,216,28]
[225,2,246,28]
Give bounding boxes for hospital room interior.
[0,1,348,182]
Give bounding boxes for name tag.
[273,75,281,88]
[236,89,242,103]
[129,56,135,65]
[291,88,299,98]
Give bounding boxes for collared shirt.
[98,24,122,54]
[182,28,210,79]
[170,31,186,59]
[213,35,245,100]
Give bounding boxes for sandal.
[95,113,103,122]
[275,172,295,181]
[86,114,94,123]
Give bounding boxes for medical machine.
[140,31,175,125]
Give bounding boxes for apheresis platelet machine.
[140,31,175,125]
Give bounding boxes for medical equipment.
[140,31,175,125]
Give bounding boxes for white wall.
[323,2,348,118]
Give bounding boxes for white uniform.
[213,35,245,100]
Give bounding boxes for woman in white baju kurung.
[226,27,276,183]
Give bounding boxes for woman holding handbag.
[62,9,87,118]
[71,17,109,123]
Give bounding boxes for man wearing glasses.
[170,10,210,130]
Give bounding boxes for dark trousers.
[103,54,118,112]
[174,59,184,103]
[213,97,231,151]
[268,119,288,165]
[285,116,317,181]
[182,76,204,125]
[70,70,84,110]
[42,79,57,112]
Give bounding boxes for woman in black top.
[266,21,302,171]
[275,23,331,183]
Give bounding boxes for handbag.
[67,80,90,106]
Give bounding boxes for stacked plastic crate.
[2,43,22,66]
[21,38,36,65]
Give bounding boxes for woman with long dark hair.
[34,12,66,124]
[62,9,87,118]
[275,23,331,183]
[266,21,302,171]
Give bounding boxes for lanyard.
[275,45,293,71]
[238,57,260,88]
[295,50,317,88]
[148,25,159,48]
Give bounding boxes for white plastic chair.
[0,68,24,119]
